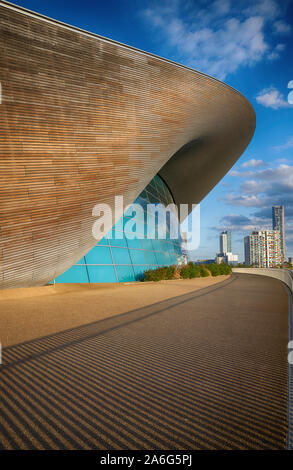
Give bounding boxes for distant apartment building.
[220,230,232,254]
[216,230,238,265]
[272,206,286,262]
[244,230,282,267]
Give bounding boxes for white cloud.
[256,164,293,184]
[223,164,293,209]
[229,170,254,177]
[275,43,286,51]
[241,158,268,168]
[214,213,271,232]
[276,157,289,163]
[240,179,267,193]
[267,43,286,60]
[220,161,293,254]
[141,0,289,79]
[274,136,293,151]
[274,20,291,34]
[256,87,291,109]
[244,0,280,19]
[224,193,265,207]
[213,0,231,15]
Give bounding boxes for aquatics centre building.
[0,1,255,288]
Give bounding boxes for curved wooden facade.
[0,1,255,288]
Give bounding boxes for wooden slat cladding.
[0,2,255,288]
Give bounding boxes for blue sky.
[11,0,293,261]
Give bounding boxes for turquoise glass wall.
[54,175,186,283]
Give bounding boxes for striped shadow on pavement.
[0,274,289,449]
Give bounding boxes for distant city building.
[272,206,286,262]
[288,257,293,265]
[217,230,237,264]
[244,230,282,268]
[220,230,232,254]
[216,252,238,265]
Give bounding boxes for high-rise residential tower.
[244,230,282,267]
[216,230,238,264]
[220,230,232,254]
[272,206,286,262]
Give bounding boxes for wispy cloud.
[276,157,290,163]
[256,86,291,109]
[212,210,293,252]
[212,213,271,231]
[229,170,254,177]
[273,20,291,34]
[267,42,286,60]
[244,0,280,19]
[241,158,268,168]
[239,179,267,193]
[224,193,265,207]
[274,136,293,151]
[223,164,293,221]
[140,0,290,79]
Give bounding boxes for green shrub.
[143,261,232,282]
[180,265,191,279]
[208,263,232,275]
[221,263,232,274]
[163,265,176,280]
[143,269,160,282]
[207,263,220,276]
[199,265,210,277]
[143,265,176,281]
[180,262,201,279]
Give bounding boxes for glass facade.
[53,175,186,283]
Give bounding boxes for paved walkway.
[0,274,289,449]
[0,275,229,347]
